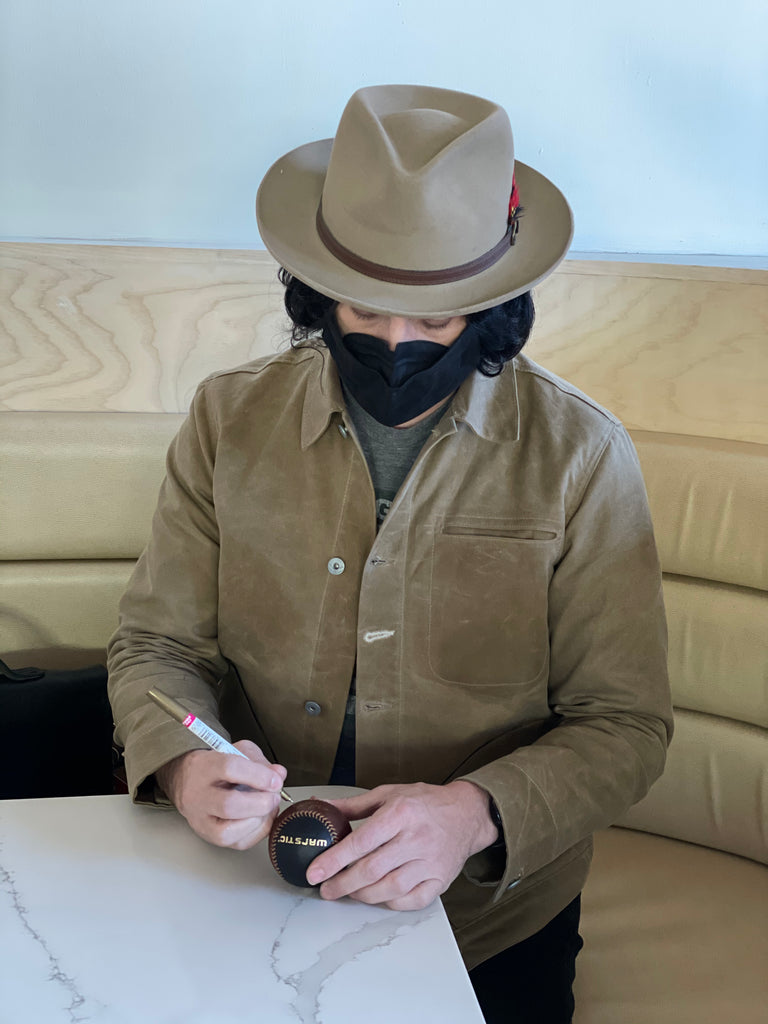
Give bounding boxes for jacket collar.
[445,359,520,443]
[300,346,347,450]
[300,346,520,448]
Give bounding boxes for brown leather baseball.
[268,798,351,888]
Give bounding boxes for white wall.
[1,0,767,261]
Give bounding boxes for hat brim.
[256,138,574,317]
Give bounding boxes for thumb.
[232,738,270,764]
[232,741,287,785]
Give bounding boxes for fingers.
[231,739,270,763]
[163,747,288,850]
[306,807,399,886]
[217,744,287,794]
[305,782,486,909]
[207,780,280,820]
[315,837,413,899]
[345,872,443,912]
[317,848,443,910]
[199,805,278,850]
[386,879,443,912]
[185,786,281,850]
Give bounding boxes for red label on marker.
[183,714,195,727]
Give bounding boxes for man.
[108,84,672,1022]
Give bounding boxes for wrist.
[155,752,190,804]
[447,780,500,854]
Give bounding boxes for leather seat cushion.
[574,827,768,1023]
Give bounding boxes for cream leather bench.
[573,430,768,1023]
[0,412,183,671]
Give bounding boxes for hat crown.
[321,85,515,273]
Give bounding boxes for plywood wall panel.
[0,243,288,413]
[2,242,766,444]
[530,262,768,444]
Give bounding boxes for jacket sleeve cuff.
[456,772,526,897]
[123,717,217,802]
[462,843,510,887]
[135,772,175,807]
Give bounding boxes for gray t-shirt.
[343,387,446,526]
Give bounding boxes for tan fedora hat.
[256,84,573,317]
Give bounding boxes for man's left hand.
[305,780,499,910]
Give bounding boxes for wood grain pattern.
[0,243,288,413]
[2,242,766,443]
[530,261,768,444]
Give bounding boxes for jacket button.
[304,701,322,716]
[327,557,345,575]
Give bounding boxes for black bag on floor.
[0,659,116,799]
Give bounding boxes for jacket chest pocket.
[428,515,560,688]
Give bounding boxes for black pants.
[468,895,583,1024]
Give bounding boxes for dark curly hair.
[278,268,535,376]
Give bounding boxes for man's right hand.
[155,740,288,850]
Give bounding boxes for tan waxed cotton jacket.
[107,344,673,969]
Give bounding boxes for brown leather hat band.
[316,204,514,286]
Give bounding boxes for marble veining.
[0,791,484,1023]
[0,845,91,1023]
[270,893,434,1023]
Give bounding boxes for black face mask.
[322,312,481,427]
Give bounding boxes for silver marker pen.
[147,687,293,803]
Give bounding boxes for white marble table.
[0,788,484,1023]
